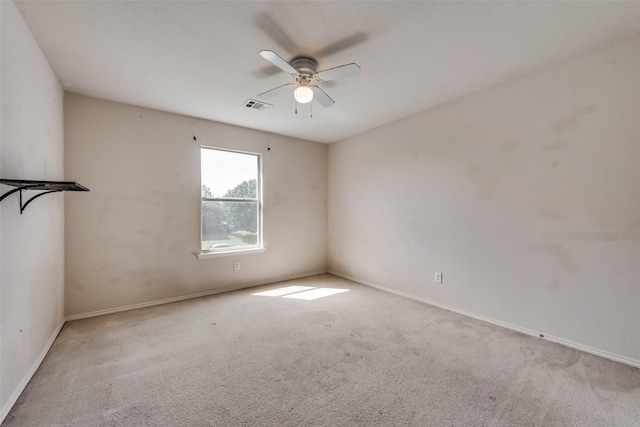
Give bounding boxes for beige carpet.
[4,274,640,426]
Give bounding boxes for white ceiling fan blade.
[314,63,360,82]
[312,86,335,107]
[259,50,298,75]
[257,83,295,99]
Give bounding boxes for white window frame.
[198,146,263,259]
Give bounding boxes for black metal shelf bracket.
[0,179,90,214]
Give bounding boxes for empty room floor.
[4,274,639,426]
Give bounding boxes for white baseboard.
[0,318,66,425]
[329,270,640,369]
[66,270,329,321]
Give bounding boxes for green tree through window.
[223,179,257,238]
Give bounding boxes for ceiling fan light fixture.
[294,84,314,104]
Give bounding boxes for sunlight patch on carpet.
[252,286,350,300]
[251,286,315,297]
[283,288,350,300]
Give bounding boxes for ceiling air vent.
[244,99,272,111]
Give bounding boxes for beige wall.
[0,1,65,417]
[328,34,640,365]
[64,94,328,317]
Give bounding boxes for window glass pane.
[201,149,258,198]
[201,201,258,251]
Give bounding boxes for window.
[200,147,262,253]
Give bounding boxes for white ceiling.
[14,1,640,143]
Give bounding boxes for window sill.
[196,247,265,260]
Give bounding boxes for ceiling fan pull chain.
[310,100,313,118]
[295,101,298,115]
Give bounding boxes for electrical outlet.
[233,261,240,271]
[434,272,443,283]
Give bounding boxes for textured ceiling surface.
[14,1,640,143]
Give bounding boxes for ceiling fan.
[257,50,361,108]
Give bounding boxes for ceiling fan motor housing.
[291,57,317,77]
